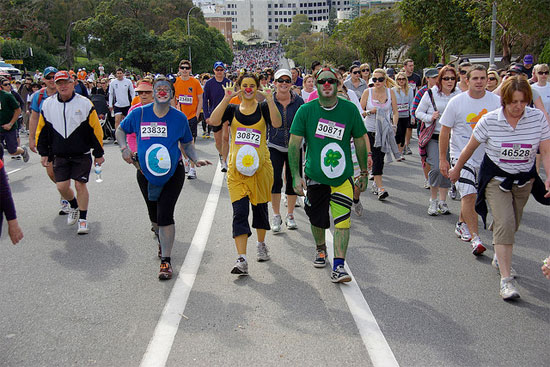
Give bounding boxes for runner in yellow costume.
[210,73,282,275]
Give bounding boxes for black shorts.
[0,130,18,154]
[304,177,354,229]
[188,117,198,139]
[114,105,130,116]
[231,196,270,238]
[407,118,417,129]
[53,154,93,183]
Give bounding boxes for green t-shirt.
[290,97,367,186]
[0,90,20,132]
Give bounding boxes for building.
[218,0,352,41]
[204,15,234,47]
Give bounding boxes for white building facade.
[220,0,352,41]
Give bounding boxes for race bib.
[235,127,261,148]
[397,102,409,113]
[178,95,193,105]
[141,122,167,139]
[499,143,532,163]
[315,118,345,140]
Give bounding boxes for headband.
[315,67,338,79]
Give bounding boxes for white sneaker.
[59,199,70,215]
[67,208,79,225]
[354,201,363,216]
[271,215,282,233]
[437,201,450,215]
[424,180,430,189]
[492,254,518,278]
[285,213,298,229]
[455,221,471,242]
[470,235,486,256]
[500,277,520,300]
[77,219,89,235]
[221,159,228,173]
[428,199,439,216]
[184,159,190,174]
[187,167,197,179]
[257,242,270,262]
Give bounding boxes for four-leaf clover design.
[324,149,342,171]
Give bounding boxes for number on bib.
[315,118,345,140]
[235,127,261,148]
[141,122,168,138]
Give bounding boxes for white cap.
[274,69,291,80]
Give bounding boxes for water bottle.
[94,163,103,183]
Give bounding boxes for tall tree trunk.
[501,32,512,65]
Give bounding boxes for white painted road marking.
[326,229,400,367]
[140,162,224,367]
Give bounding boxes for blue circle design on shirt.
[145,144,171,176]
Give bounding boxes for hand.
[121,147,133,164]
[94,156,105,166]
[258,85,274,101]
[439,159,450,178]
[293,177,306,196]
[40,156,49,167]
[448,167,460,183]
[223,82,241,99]
[1,123,12,130]
[195,159,212,167]
[109,107,113,112]
[7,219,23,245]
[205,118,211,126]
[356,175,368,192]
[29,138,37,153]
[545,178,550,198]
[431,111,440,121]
[367,156,373,171]
[370,108,377,115]
[542,257,550,279]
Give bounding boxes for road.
[1,133,549,367]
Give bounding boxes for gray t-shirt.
[343,78,367,101]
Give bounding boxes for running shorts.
[304,177,354,229]
[53,154,92,183]
[113,105,130,116]
[451,158,479,197]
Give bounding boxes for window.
[274,4,278,8]
[269,25,272,29]
[268,11,271,15]
[268,4,271,8]
[269,32,272,37]
[275,25,279,29]
[293,11,296,15]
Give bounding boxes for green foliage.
[540,40,550,65]
[0,39,58,71]
[327,8,338,36]
[279,15,312,46]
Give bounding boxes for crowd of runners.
[1,49,550,301]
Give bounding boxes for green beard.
[317,85,338,107]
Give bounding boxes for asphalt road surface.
[1,133,549,367]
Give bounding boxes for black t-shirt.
[222,101,272,127]
[408,72,422,89]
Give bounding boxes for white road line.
[326,229,400,367]
[140,163,224,367]
[7,168,22,175]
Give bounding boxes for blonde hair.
[372,68,397,89]
[534,63,549,74]
[394,71,409,94]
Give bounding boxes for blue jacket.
[268,91,304,150]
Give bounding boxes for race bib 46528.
[499,143,532,163]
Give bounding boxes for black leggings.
[367,132,385,176]
[395,116,409,146]
[232,196,270,238]
[136,163,185,226]
[269,147,302,195]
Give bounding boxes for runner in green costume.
[288,66,372,283]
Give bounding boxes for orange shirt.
[173,76,203,119]
[77,71,87,80]
[131,95,140,106]
[229,96,242,104]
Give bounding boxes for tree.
[400,0,479,63]
[327,7,338,36]
[278,14,312,46]
[460,0,550,64]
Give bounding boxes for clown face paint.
[154,81,173,105]
[316,70,338,107]
[240,77,258,100]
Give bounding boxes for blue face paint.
[154,80,173,105]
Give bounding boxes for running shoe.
[314,249,327,268]
[158,261,173,280]
[449,184,459,200]
[330,265,352,283]
[500,277,520,300]
[220,155,228,172]
[492,254,518,278]
[354,201,363,217]
[396,155,405,162]
[405,145,412,155]
[428,199,439,216]
[271,214,282,233]
[67,208,79,225]
[454,221,472,242]
[22,146,30,163]
[184,159,190,174]
[424,180,430,189]
[59,199,70,215]
[231,256,248,275]
[202,132,208,139]
[187,167,197,179]
[295,196,302,207]
[470,235,486,256]
[257,242,270,262]
[77,219,89,235]
[371,182,378,195]
[437,201,450,215]
[285,213,298,230]
[377,188,388,201]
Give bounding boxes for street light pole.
[187,6,199,63]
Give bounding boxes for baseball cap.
[213,61,226,70]
[135,81,153,92]
[523,54,533,65]
[43,66,58,77]
[54,71,72,82]
[274,69,292,80]
[425,68,439,78]
[508,64,525,74]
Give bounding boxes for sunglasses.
[316,78,337,85]
[276,78,292,84]
[2,83,10,87]
[442,77,456,81]
[137,91,153,94]
[372,77,385,83]
[396,78,406,81]
[352,70,361,74]
[44,74,54,80]
[459,70,467,75]
[179,66,190,70]
[488,77,497,81]
[538,71,549,75]
[361,69,370,73]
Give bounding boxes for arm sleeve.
[87,108,104,158]
[0,165,17,222]
[260,101,272,126]
[415,92,433,124]
[7,93,19,110]
[222,104,235,125]
[108,83,114,107]
[439,98,457,128]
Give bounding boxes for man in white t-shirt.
[108,68,135,131]
[439,64,501,256]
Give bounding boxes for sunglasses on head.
[538,71,549,75]
[44,74,54,80]
[372,77,385,83]
[276,78,292,84]
[316,78,337,85]
[352,70,361,75]
[180,66,190,70]
[442,76,456,81]
[361,69,370,73]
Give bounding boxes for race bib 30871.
[315,118,345,140]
